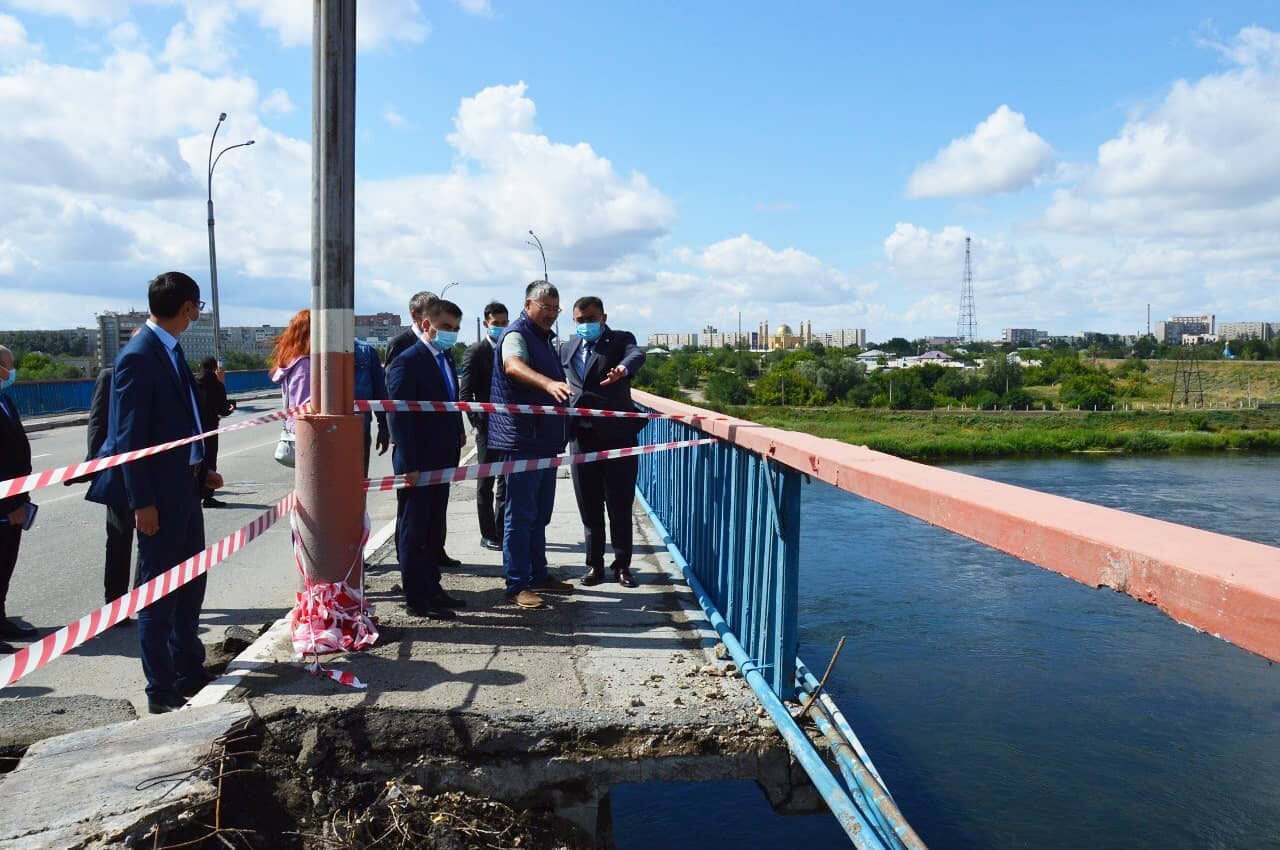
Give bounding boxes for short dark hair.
[573,296,604,313]
[200,356,218,373]
[483,301,508,320]
[148,271,200,319]
[428,299,463,321]
[408,290,439,320]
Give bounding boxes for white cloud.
[906,105,1053,198]
[5,0,172,26]
[0,12,40,65]
[160,4,235,72]
[453,0,494,16]
[1046,26,1280,238]
[234,0,430,50]
[383,104,408,128]
[260,87,295,115]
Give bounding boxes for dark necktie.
[173,343,205,464]
[578,341,594,379]
[437,352,455,401]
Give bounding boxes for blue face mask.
[576,322,603,342]
[487,325,505,341]
[433,329,459,349]
[0,368,15,391]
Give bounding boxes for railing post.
[771,462,801,700]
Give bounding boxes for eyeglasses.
[194,300,206,312]
[531,301,561,315]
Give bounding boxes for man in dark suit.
[559,297,646,587]
[87,272,224,714]
[87,363,136,619]
[386,289,462,569]
[0,345,39,653]
[385,289,438,369]
[195,357,236,508]
[460,301,509,551]
[386,299,468,620]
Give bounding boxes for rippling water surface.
[614,454,1280,849]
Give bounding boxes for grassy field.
[1098,358,1280,406]
[735,406,1280,461]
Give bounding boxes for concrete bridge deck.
[0,469,807,849]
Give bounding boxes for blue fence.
[637,414,801,700]
[8,370,274,417]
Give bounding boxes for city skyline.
[0,4,1278,342]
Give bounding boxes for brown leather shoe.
[536,577,575,594]
[580,564,605,586]
[508,590,545,609]
[614,567,638,588]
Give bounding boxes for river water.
[613,454,1280,849]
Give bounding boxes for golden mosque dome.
[775,324,794,336]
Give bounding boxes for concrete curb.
[186,515,397,709]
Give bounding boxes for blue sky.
[2,1,1279,342]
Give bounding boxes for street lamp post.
[207,112,255,362]
[440,281,461,299]
[526,230,548,282]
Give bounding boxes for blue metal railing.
[637,414,800,700]
[8,370,274,417]
[636,410,925,849]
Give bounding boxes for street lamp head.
[218,112,227,122]
[247,140,256,146]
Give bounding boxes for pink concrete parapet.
[635,390,1280,663]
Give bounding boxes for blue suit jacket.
[386,340,464,475]
[86,326,203,511]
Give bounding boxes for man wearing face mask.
[87,272,224,713]
[559,297,646,587]
[460,301,510,551]
[386,299,468,620]
[0,345,39,654]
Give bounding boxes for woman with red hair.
[270,310,311,458]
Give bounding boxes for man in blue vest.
[488,281,575,609]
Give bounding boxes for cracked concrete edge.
[186,515,398,709]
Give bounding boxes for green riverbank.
[733,407,1280,461]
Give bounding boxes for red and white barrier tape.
[0,492,297,690]
[364,437,718,493]
[288,511,377,689]
[356,399,724,422]
[0,404,310,500]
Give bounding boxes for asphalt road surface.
[1,398,397,715]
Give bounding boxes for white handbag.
[274,428,296,467]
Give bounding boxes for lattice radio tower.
[956,236,977,343]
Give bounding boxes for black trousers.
[570,433,639,569]
[474,428,506,542]
[200,435,220,499]
[135,473,207,699]
[0,524,20,619]
[396,484,449,607]
[104,500,136,602]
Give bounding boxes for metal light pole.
[295,0,363,589]
[441,281,461,299]
[206,113,255,361]
[526,230,548,281]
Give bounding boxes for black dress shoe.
[428,593,467,609]
[580,564,605,586]
[439,552,463,568]
[147,694,188,714]
[480,537,502,551]
[0,640,14,654]
[614,567,638,588]
[0,618,38,638]
[408,603,457,620]
[202,497,227,508]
